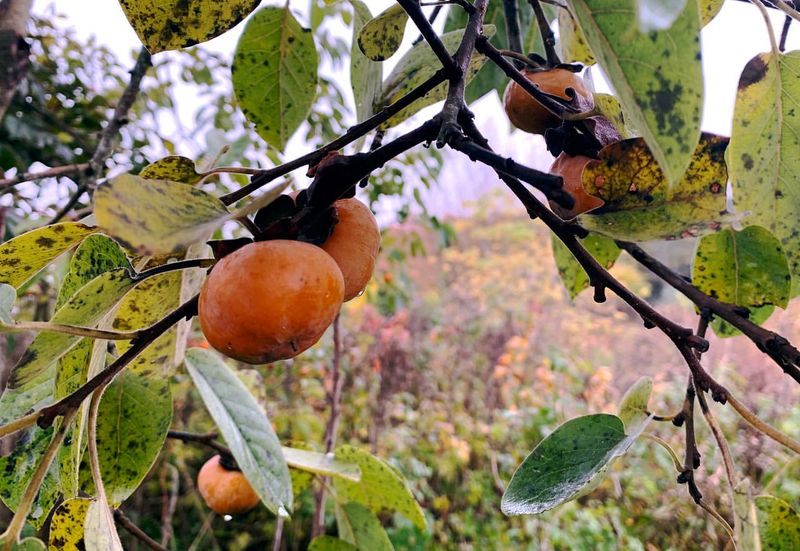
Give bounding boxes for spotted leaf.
[567,0,703,186]
[728,51,800,295]
[117,0,260,53]
[578,133,729,241]
[0,222,97,289]
[232,6,318,152]
[356,3,407,62]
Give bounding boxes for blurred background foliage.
[2,5,800,551]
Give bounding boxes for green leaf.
[756,495,800,550]
[335,501,394,551]
[54,235,131,499]
[578,133,729,241]
[693,226,791,338]
[0,222,97,288]
[184,348,293,515]
[350,1,383,123]
[0,427,60,529]
[0,538,47,551]
[232,6,319,151]
[84,369,172,506]
[558,7,595,64]
[0,283,14,324]
[0,269,136,425]
[283,446,361,481]
[728,52,800,296]
[593,93,634,138]
[117,0,260,53]
[380,26,495,128]
[140,156,202,184]
[501,414,649,515]
[356,3,407,62]
[94,173,229,256]
[568,0,703,186]
[309,536,359,551]
[49,497,92,550]
[551,232,620,299]
[333,445,425,530]
[618,376,653,429]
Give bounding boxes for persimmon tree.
[1,0,800,549]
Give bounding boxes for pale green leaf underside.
[335,501,393,551]
[568,0,703,186]
[185,348,293,515]
[232,6,319,151]
[618,376,653,430]
[551,232,620,299]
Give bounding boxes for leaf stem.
[641,432,683,472]
[726,392,800,454]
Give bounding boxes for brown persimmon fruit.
[198,240,344,364]
[320,198,381,301]
[197,455,260,515]
[548,153,604,220]
[503,68,592,135]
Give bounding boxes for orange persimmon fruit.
[548,153,604,220]
[198,240,344,364]
[503,68,592,135]
[197,455,260,515]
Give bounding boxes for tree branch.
[618,241,800,385]
[0,163,90,191]
[503,0,524,65]
[528,0,560,65]
[221,69,447,205]
[397,0,460,76]
[114,509,169,551]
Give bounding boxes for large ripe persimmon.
[198,240,344,364]
[548,153,604,220]
[503,68,591,135]
[197,455,260,515]
[320,198,380,301]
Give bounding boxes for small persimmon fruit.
[503,68,591,135]
[198,240,344,364]
[197,455,260,515]
[548,153,604,220]
[321,198,380,301]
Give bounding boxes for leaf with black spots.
[568,0,703,186]
[578,133,729,241]
[232,6,318,151]
[0,222,97,289]
[118,0,260,53]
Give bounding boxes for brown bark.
[0,0,33,121]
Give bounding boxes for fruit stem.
[528,0,561,66]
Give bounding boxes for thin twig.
[312,314,343,537]
[528,0,560,65]
[503,0,524,67]
[220,70,447,205]
[413,5,443,45]
[0,163,90,191]
[726,393,800,454]
[114,509,169,551]
[618,241,800,385]
[397,0,460,76]
[780,14,792,50]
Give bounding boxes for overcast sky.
[32,1,800,217]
